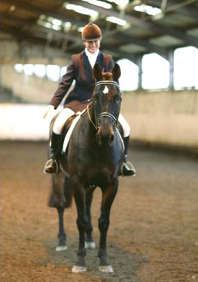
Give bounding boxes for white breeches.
[53,108,130,137]
[118,113,130,137]
[53,108,75,134]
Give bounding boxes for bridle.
[87,80,121,131]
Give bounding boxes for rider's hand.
[43,105,54,119]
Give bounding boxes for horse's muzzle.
[96,127,114,147]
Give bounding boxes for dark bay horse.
[49,63,124,272]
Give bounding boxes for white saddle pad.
[62,109,86,153]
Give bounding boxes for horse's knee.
[76,217,88,231]
[98,217,109,232]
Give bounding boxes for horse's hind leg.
[98,178,118,273]
[56,176,73,251]
[50,172,68,251]
[85,186,96,249]
[56,206,67,251]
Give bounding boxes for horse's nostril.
[110,134,114,143]
[96,133,102,145]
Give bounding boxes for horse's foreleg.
[72,183,87,272]
[98,178,118,273]
[85,187,96,249]
[55,206,67,251]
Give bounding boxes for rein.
[87,104,97,130]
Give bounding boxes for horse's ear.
[93,63,102,81]
[112,63,121,81]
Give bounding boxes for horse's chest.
[79,151,119,181]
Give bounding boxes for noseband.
[87,80,120,130]
[97,112,117,127]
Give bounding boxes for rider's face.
[83,39,101,53]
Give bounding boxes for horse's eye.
[115,95,121,101]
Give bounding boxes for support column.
[137,55,143,91]
[168,50,174,90]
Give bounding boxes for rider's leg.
[118,114,136,176]
[44,108,75,174]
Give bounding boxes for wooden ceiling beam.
[68,0,198,48]
[110,31,168,58]
[145,0,198,20]
[1,15,138,62]
[1,0,85,27]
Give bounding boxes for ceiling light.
[51,19,62,26]
[37,20,52,29]
[10,5,16,12]
[64,22,72,28]
[64,22,72,32]
[134,4,162,16]
[152,13,164,21]
[65,3,98,17]
[52,25,61,31]
[39,15,46,20]
[107,0,129,9]
[43,22,52,29]
[82,0,112,9]
[78,27,84,33]
[106,16,127,26]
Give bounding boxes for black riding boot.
[122,136,136,176]
[44,132,61,174]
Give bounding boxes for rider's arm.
[49,63,75,109]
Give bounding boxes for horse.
[49,63,124,273]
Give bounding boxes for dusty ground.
[1,141,198,282]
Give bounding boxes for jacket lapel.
[96,51,103,68]
[82,51,93,80]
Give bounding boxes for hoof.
[98,265,114,273]
[72,265,87,273]
[85,241,96,249]
[56,245,68,252]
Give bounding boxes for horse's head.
[91,63,122,147]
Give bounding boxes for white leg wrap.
[118,114,130,137]
[53,108,75,135]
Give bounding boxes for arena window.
[46,65,60,82]
[60,66,67,77]
[14,64,23,73]
[117,58,139,91]
[174,46,198,90]
[23,64,34,76]
[142,53,169,90]
[34,64,46,78]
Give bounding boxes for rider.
[43,22,136,177]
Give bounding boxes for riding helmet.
[82,22,102,41]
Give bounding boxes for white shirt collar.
[85,48,99,58]
[84,48,100,68]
